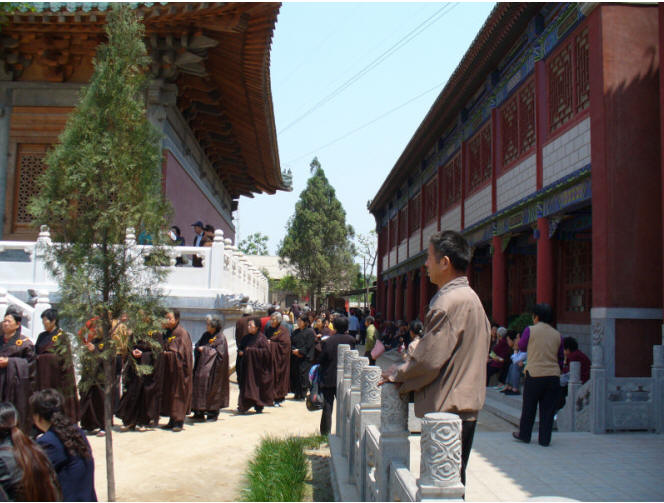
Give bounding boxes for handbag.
[306,376,324,411]
[370,339,385,360]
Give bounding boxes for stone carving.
[337,344,351,368]
[419,412,462,488]
[351,357,369,390]
[591,321,603,346]
[612,404,650,430]
[591,344,604,368]
[344,350,358,378]
[653,346,664,369]
[380,383,407,434]
[361,366,382,406]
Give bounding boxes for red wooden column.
[394,275,404,321]
[386,278,395,322]
[419,265,429,321]
[660,3,664,322]
[537,218,554,306]
[491,235,507,326]
[405,270,415,322]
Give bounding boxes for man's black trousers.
[320,387,336,436]
[518,373,560,446]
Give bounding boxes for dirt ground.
[88,374,326,502]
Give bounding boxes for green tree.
[28,5,170,500]
[355,231,377,308]
[278,157,355,309]
[239,232,269,255]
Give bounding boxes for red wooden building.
[369,2,662,388]
[0,2,287,246]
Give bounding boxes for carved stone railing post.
[335,344,351,437]
[652,345,664,433]
[591,335,606,434]
[348,356,369,482]
[417,412,465,500]
[378,382,409,501]
[342,350,359,458]
[566,361,582,431]
[359,366,381,500]
[208,229,225,289]
[0,288,8,321]
[34,225,52,285]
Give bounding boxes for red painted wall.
[162,149,235,245]
[590,5,661,309]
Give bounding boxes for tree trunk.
[103,353,116,501]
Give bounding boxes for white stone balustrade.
[0,227,268,308]
[0,287,51,341]
[331,345,464,502]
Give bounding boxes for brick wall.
[440,205,461,232]
[408,234,421,257]
[542,117,591,186]
[422,221,437,248]
[463,185,492,227]
[496,154,537,210]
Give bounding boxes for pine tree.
[278,157,355,308]
[28,5,171,501]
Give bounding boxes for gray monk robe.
[160,323,193,423]
[0,332,35,432]
[192,331,230,415]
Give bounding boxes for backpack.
[306,364,324,411]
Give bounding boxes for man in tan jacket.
[382,230,490,487]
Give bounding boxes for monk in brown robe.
[159,309,193,432]
[267,312,291,406]
[78,316,106,435]
[35,308,79,422]
[0,309,36,432]
[191,315,229,421]
[237,317,273,413]
[116,330,164,431]
[235,306,253,369]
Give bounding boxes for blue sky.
[236,2,495,255]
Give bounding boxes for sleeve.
[37,436,68,471]
[518,326,530,352]
[394,308,456,388]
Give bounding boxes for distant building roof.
[244,255,297,281]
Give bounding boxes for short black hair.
[41,308,59,324]
[332,315,349,334]
[365,316,375,325]
[563,336,579,352]
[409,320,423,336]
[491,321,499,329]
[532,303,553,324]
[506,330,518,341]
[429,230,471,271]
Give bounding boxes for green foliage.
[239,232,269,255]
[278,157,355,307]
[508,312,534,336]
[241,433,327,502]
[27,5,171,385]
[276,274,303,295]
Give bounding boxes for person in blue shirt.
[348,309,360,341]
[30,389,97,502]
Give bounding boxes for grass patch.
[241,433,327,502]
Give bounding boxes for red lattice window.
[398,208,407,243]
[423,177,437,224]
[501,97,518,166]
[575,27,589,112]
[519,80,536,154]
[507,253,536,316]
[409,194,421,234]
[548,23,590,134]
[468,124,492,193]
[389,218,397,249]
[441,155,461,212]
[562,239,592,313]
[14,144,48,225]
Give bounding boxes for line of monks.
[0,304,317,434]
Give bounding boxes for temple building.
[0,2,289,246]
[369,3,663,432]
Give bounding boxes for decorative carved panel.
[562,240,592,313]
[548,44,573,132]
[441,155,461,212]
[501,96,518,166]
[389,218,397,250]
[519,80,536,154]
[13,143,48,229]
[575,27,590,112]
[467,123,492,193]
[423,177,437,224]
[409,194,421,234]
[398,208,407,243]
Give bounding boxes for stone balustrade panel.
[389,462,418,502]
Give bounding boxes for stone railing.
[0,288,51,341]
[330,344,464,502]
[556,361,591,432]
[0,226,269,307]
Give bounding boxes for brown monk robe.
[116,332,164,430]
[237,317,274,413]
[35,309,79,422]
[0,311,36,432]
[267,314,291,405]
[235,308,253,369]
[191,316,229,421]
[159,310,193,432]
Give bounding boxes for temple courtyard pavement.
[88,377,664,502]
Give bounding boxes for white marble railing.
[332,344,464,502]
[0,226,269,307]
[0,288,51,341]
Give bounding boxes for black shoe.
[512,431,529,443]
[191,412,206,422]
[504,390,520,396]
[161,420,174,430]
[255,406,263,414]
[172,421,184,432]
[206,413,219,422]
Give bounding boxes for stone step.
[482,387,540,430]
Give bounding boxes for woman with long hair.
[0,401,60,501]
[30,389,97,502]
[35,308,80,422]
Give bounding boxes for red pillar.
[419,265,429,322]
[491,235,507,326]
[386,278,394,322]
[660,3,664,320]
[405,271,415,322]
[537,218,555,306]
[394,275,403,321]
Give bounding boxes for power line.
[277,3,458,136]
[285,79,446,166]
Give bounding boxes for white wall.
[543,117,591,186]
[440,205,461,232]
[496,154,537,210]
[463,185,492,227]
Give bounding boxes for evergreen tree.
[28,5,171,501]
[278,157,355,308]
[239,232,269,255]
